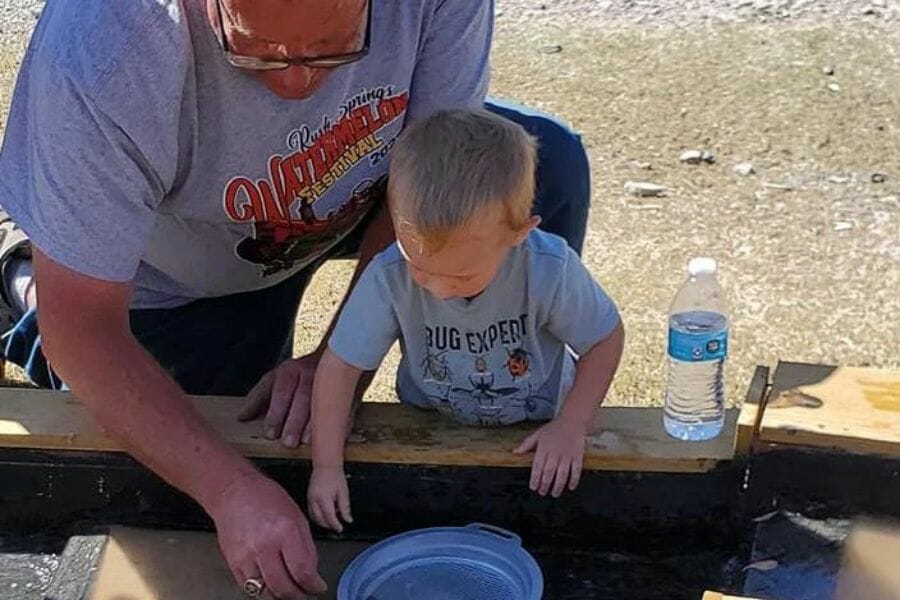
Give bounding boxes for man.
[0,0,590,597]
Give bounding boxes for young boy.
[308,109,624,533]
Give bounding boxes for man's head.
[388,109,540,300]
[208,0,368,99]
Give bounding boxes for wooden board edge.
[734,365,771,457]
[0,438,724,474]
[756,427,900,460]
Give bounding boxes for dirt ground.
[1,2,898,407]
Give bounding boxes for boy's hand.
[513,417,587,497]
[307,467,353,533]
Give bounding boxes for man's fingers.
[281,379,312,448]
[551,460,571,498]
[264,367,295,440]
[239,371,273,422]
[281,530,328,596]
[258,549,304,600]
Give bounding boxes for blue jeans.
[3,100,591,395]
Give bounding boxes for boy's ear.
[514,215,542,244]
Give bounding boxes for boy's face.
[395,205,540,300]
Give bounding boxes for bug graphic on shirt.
[505,347,531,380]
[421,349,451,383]
[452,355,519,400]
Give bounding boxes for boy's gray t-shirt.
[0,0,490,308]
[329,230,621,426]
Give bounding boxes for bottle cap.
[688,257,717,276]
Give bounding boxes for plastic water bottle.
[664,257,729,441]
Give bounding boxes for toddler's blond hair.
[388,109,537,254]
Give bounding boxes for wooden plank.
[703,593,765,600]
[80,527,367,600]
[758,362,900,457]
[836,521,900,600]
[0,388,736,473]
[734,365,771,456]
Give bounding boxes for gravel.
[496,0,900,27]
[0,0,42,50]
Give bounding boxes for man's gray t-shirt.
[329,230,621,426]
[0,0,490,308]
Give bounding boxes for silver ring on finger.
[243,577,265,598]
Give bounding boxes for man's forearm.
[45,324,258,515]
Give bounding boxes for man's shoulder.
[34,0,191,95]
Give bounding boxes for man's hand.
[240,353,320,447]
[211,472,327,600]
[513,416,587,498]
[307,467,353,533]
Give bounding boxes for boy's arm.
[308,348,364,532]
[558,321,625,429]
[515,322,625,497]
[311,348,363,469]
[307,256,398,531]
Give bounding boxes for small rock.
[680,107,688,117]
[827,175,850,184]
[624,181,666,197]
[539,45,563,54]
[871,172,888,183]
[765,182,795,191]
[733,162,756,176]
[834,221,854,232]
[700,150,716,164]
[680,150,703,164]
[827,82,841,92]
[633,160,653,170]
[822,65,835,76]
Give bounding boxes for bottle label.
[668,328,729,362]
